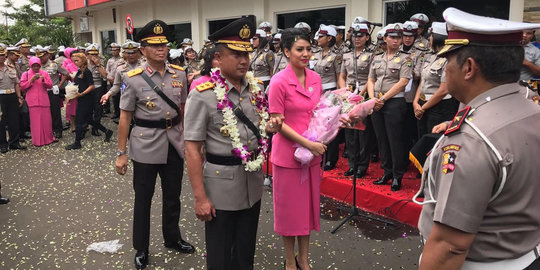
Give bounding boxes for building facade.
[44,0,526,54]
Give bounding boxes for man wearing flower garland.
[115,20,195,269]
[184,18,282,270]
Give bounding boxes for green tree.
[2,0,74,47]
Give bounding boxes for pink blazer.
[268,64,323,168]
[21,63,53,107]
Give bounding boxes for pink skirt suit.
[267,65,323,236]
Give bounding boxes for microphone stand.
[331,40,393,234]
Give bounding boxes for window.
[384,0,511,25]
[100,30,116,57]
[276,7,346,34]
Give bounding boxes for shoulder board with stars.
[170,64,184,71]
[127,68,144,78]
[196,81,215,92]
[444,106,471,136]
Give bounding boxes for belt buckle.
[6,89,11,94]
[165,118,172,129]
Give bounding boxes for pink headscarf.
[27,56,48,78]
[62,47,78,73]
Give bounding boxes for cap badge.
[394,24,401,30]
[239,25,251,39]
[407,25,412,30]
[354,25,361,31]
[128,44,134,49]
[419,15,424,20]
[354,18,360,24]
[153,24,164,35]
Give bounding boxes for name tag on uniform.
[141,87,151,92]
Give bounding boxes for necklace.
[210,68,269,172]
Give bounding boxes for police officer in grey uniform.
[338,22,374,177]
[416,8,540,269]
[367,23,412,191]
[100,41,141,104]
[115,20,195,270]
[184,18,280,270]
[413,22,458,137]
[15,39,31,140]
[410,13,430,51]
[15,38,31,75]
[401,21,429,151]
[250,29,274,90]
[520,29,540,81]
[272,33,289,74]
[0,45,25,153]
[106,42,122,118]
[86,44,108,136]
[313,24,343,170]
[38,46,69,139]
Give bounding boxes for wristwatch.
[116,149,127,157]
[380,96,386,102]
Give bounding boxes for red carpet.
[264,150,423,228]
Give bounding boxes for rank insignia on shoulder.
[444,106,471,136]
[170,64,184,71]
[196,81,215,92]
[127,68,144,77]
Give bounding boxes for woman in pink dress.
[20,56,54,146]
[62,47,78,132]
[268,28,327,270]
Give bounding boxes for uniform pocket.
[203,162,235,180]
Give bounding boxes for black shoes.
[91,129,101,136]
[164,239,195,254]
[65,141,82,150]
[324,161,335,171]
[0,197,9,204]
[104,129,113,142]
[9,144,27,150]
[0,147,7,153]
[391,178,402,191]
[134,250,149,269]
[344,168,355,176]
[355,169,367,178]
[54,131,62,139]
[373,174,393,185]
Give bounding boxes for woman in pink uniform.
[62,47,78,132]
[20,56,54,146]
[268,28,327,270]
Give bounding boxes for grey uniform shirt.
[0,64,19,89]
[520,42,540,81]
[414,36,430,51]
[109,61,139,96]
[54,56,67,67]
[420,54,447,97]
[106,56,123,81]
[119,63,188,164]
[419,83,540,262]
[88,61,105,87]
[17,55,29,77]
[312,49,342,89]
[184,78,264,211]
[250,49,274,81]
[273,51,289,74]
[41,60,69,87]
[340,49,373,86]
[368,51,413,95]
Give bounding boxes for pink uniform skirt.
[272,164,322,236]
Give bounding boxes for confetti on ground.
[0,116,422,269]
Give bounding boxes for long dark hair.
[200,45,217,76]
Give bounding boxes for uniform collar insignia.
[145,65,153,75]
[444,106,471,135]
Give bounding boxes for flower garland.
[210,68,269,172]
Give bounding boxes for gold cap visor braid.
[217,40,253,52]
[141,36,169,45]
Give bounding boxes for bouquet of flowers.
[294,88,376,166]
[64,82,79,102]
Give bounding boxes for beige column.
[190,0,202,49]
[510,0,525,21]
[115,5,125,45]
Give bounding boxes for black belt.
[206,153,242,166]
[134,115,180,129]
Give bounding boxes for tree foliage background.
[1,0,74,47]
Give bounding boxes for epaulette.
[170,64,184,71]
[196,81,215,92]
[444,106,471,136]
[6,62,14,68]
[127,68,144,77]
